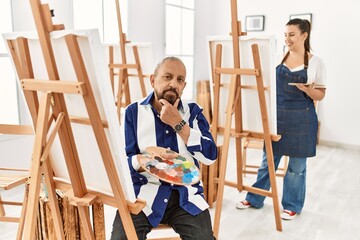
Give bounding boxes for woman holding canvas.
[236,18,326,220]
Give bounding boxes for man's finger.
[159,99,170,106]
[173,98,180,109]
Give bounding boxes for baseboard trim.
[319,140,360,152]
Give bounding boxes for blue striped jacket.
[122,92,217,227]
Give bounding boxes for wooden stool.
[147,224,180,240]
[0,168,29,239]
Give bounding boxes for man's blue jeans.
[246,152,307,213]
[110,190,216,240]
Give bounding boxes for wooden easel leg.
[42,161,65,239]
[132,46,147,97]
[266,151,282,231]
[252,44,282,231]
[23,92,52,239]
[0,194,5,217]
[208,44,223,208]
[241,138,248,177]
[123,72,131,106]
[117,69,124,120]
[233,86,244,192]
[213,75,237,238]
[207,164,215,208]
[236,136,243,189]
[109,46,115,94]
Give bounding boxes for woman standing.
[236,18,326,220]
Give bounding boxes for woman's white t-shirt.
[282,55,326,84]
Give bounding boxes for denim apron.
[272,64,318,157]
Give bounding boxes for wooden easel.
[6,1,145,238]
[109,0,148,120]
[208,0,282,237]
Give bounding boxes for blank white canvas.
[3,29,136,202]
[207,35,277,136]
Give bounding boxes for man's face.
[151,59,187,105]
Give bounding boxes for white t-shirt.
[282,55,326,84]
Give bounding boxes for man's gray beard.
[164,95,177,105]
[156,90,178,105]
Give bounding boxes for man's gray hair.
[153,56,185,76]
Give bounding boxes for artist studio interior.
[1,0,360,239]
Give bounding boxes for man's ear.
[150,74,155,87]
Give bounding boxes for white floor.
[1,144,360,240]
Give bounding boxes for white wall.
[11,0,73,31]
[0,135,34,169]
[127,0,165,63]
[193,0,214,82]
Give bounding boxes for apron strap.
[280,51,290,65]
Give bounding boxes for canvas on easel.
[207,36,288,178]
[207,35,277,135]
[3,1,145,238]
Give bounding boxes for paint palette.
[138,146,200,185]
[288,82,326,89]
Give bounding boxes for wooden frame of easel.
[5,1,147,239]
[109,0,148,120]
[208,0,283,238]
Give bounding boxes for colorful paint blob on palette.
[139,146,200,185]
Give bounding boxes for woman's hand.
[296,83,326,101]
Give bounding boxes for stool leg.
[16,183,29,240]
